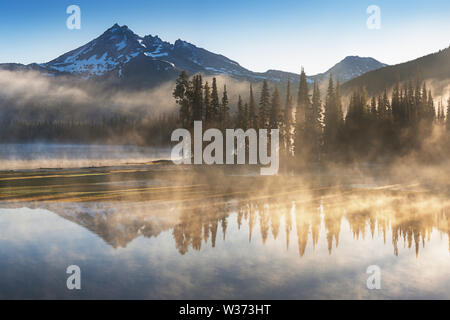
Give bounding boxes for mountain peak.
[174,39,195,49]
[342,45,450,95]
[342,55,377,62]
[104,23,136,38]
[35,24,388,84]
[107,23,126,32]
[342,55,360,61]
[143,34,164,45]
[311,55,387,82]
[44,23,144,77]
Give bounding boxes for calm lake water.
[0,144,449,299]
[0,143,171,170]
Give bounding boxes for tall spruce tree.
[427,90,435,122]
[382,88,390,119]
[204,81,212,123]
[438,100,445,124]
[211,78,220,123]
[391,82,401,124]
[446,96,450,132]
[269,86,283,129]
[283,80,294,156]
[377,95,384,119]
[344,88,370,157]
[192,74,203,122]
[259,80,271,128]
[295,68,310,158]
[236,95,245,129]
[323,74,339,154]
[248,84,258,129]
[309,80,322,162]
[346,88,368,127]
[370,96,377,116]
[221,85,229,128]
[173,71,191,128]
[335,80,343,121]
[244,102,250,130]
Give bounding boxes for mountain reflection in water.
[0,166,449,299]
[3,185,449,256]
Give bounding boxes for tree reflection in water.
[4,186,447,257]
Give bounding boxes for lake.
[0,143,171,170]
[0,144,448,299]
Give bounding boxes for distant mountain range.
[311,56,387,83]
[342,46,450,96]
[0,23,387,87]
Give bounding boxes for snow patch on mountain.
[137,39,146,48]
[50,52,120,75]
[115,37,127,51]
[36,23,387,83]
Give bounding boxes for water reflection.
[0,143,170,170]
[1,173,449,299]
[3,188,448,257]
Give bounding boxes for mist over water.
[0,71,251,122]
[0,143,171,170]
[1,68,450,300]
[0,163,448,299]
[1,0,450,303]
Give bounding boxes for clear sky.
[1,0,449,74]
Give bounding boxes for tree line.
[0,114,179,146]
[173,69,450,165]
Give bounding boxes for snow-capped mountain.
[0,24,387,86]
[42,23,287,83]
[44,24,176,79]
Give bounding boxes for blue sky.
[1,0,449,74]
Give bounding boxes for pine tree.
[344,88,370,156]
[220,85,229,128]
[408,82,415,123]
[414,79,422,119]
[295,68,310,158]
[438,100,445,125]
[422,83,430,120]
[323,74,339,154]
[382,88,390,119]
[211,78,220,123]
[244,102,250,130]
[236,95,245,129]
[335,80,343,122]
[248,84,258,129]
[346,89,369,126]
[269,86,283,129]
[192,74,203,122]
[446,96,450,132]
[377,95,384,119]
[334,80,344,152]
[259,80,271,128]
[283,79,294,156]
[308,80,322,162]
[204,81,212,123]
[391,82,401,124]
[173,71,191,128]
[427,90,435,122]
[370,96,377,116]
